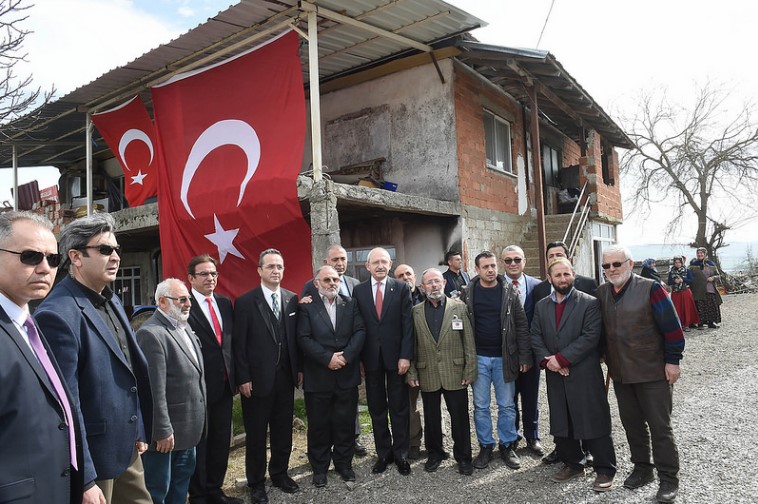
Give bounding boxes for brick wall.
[581,130,623,221]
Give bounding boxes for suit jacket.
[136,310,207,451]
[301,274,360,299]
[0,306,84,504]
[233,286,299,396]
[297,295,366,393]
[187,292,234,403]
[518,273,542,326]
[354,277,414,372]
[407,298,477,392]
[35,276,153,484]
[532,274,598,305]
[442,268,471,296]
[530,290,610,440]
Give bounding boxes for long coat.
[530,289,611,440]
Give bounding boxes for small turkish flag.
[151,30,312,299]
[91,96,158,207]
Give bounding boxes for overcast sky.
[2,0,757,245]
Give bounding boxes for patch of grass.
[232,395,244,436]
[293,397,307,423]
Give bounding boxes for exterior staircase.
[520,214,579,278]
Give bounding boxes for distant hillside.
[629,242,758,272]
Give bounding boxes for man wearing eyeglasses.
[596,245,684,504]
[36,212,154,504]
[0,211,83,503]
[186,255,242,504]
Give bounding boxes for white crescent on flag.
[118,128,154,172]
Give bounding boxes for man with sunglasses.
[596,245,684,504]
[186,255,242,504]
[0,211,83,503]
[36,212,154,504]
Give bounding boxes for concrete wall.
[461,205,531,273]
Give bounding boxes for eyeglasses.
[502,257,523,264]
[193,271,218,278]
[164,295,191,304]
[0,248,63,267]
[601,261,627,270]
[80,245,121,256]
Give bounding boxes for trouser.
[554,407,616,477]
[142,448,196,504]
[421,388,472,463]
[96,448,152,504]
[365,368,410,461]
[515,363,540,440]
[189,385,234,501]
[305,387,358,474]
[409,386,423,449]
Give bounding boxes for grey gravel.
[251,293,758,503]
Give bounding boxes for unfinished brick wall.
[581,130,623,221]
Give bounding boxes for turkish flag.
[90,96,158,207]
[151,31,311,299]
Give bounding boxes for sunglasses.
[193,271,218,278]
[601,261,627,270]
[502,257,523,264]
[0,248,63,267]
[164,295,191,304]
[80,244,122,256]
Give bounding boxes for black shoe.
[499,443,521,469]
[458,461,474,475]
[708,322,719,329]
[271,474,299,494]
[526,438,544,456]
[542,448,560,465]
[354,440,368,457]
[623,466,655,489]
[408,446,421,460]
[424,457,443,473]
[209,495,245,504]
[336,467,355,482]
[371,455,393,474]
[311,473,327,488]
[697,324,705,330]
[249,485,268,504]
[582,450,594,467]
[656,481,678,503]
[396,458,412,475]
[472,445,493,469]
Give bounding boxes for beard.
[608,268,632,288]
[319,286,338,300]
[554,282,573,296]
[168,302,190,322]
[426,289,445,301]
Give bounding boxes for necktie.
[271,292,280,320]
[24,316,77,469]
[512,279,519,288]
[205,297,223,345]
[375,282,383,319]
[339,277,349,297]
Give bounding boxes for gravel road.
[226,293,758,503]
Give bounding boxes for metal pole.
[308,9,323,182]
[85,113,93,215]
[12,144,18,211]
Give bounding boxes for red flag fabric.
[91,96,159,207]
[151,30,312,299]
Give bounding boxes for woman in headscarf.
[640,258,662,283]
[689,247,723,329]
[667,255,700,332]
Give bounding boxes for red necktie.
[205,297,223,345]
[375,282,383,319]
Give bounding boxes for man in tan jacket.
[407,268,477,475]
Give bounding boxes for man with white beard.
[596,245,684,504]
[137,279,207,504]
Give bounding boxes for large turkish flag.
[151,31,311,299]
[91,96,158,207]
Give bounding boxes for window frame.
[483,109,513,174]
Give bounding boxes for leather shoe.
[708,322,719,329]
[336,467,356,482]
[424,456,443,473]
[408,446,421,460]
[271,474,299,494]
[458,461,474,475]
[582,450,594,467]
[354,440,368,457]
[542,448,560,465]
[208,495,245,504]
[396,458,412,475]
[656,481,678,503]
[312,473,327,488]
[472,445,493,469]
[623,466,655,489]
[592,473,614,492]
[551,464,585,482]
[499,443,521,469]
[526,438,544,456]
[371,455,393,474]
[248,485,268,504]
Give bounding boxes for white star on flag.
[130,170,147,185]
[204,214,245,263]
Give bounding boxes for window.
[483,110,512,173]
[115,266,142,308]
[601,140,614,185]
[542,143,561,187]
[345,246,397,282]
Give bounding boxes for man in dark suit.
[297,265,366,487]
[233,249,300,504]
[186,255,242,504]
[35,212,153,504]
[0,211,83,504]
[353,247,414,475]
[137,279,207,504]
[442,250,470,297]
[531,258,616,492]
[531,241,599,466]
[501,245,543,456]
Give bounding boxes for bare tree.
[0,0,54,130]
[620,83,758,269]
